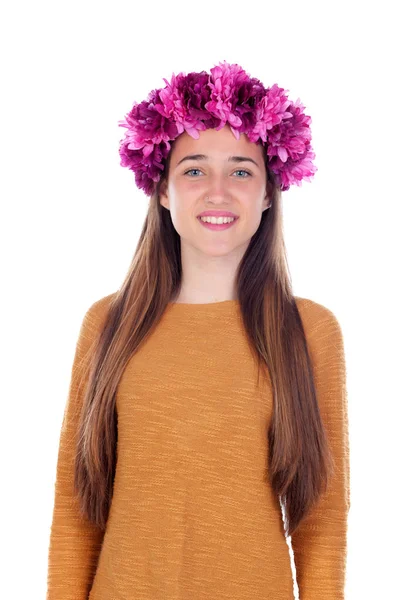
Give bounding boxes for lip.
[197,210,239,218]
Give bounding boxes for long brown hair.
[74,142,334,538]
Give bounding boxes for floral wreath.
[118,61,317,196]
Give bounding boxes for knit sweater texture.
[46,293,350,600]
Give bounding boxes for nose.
[205,173,231,203]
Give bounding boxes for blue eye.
[183,168,252,177]
[184,168,202,176]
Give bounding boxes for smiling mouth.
[197,216,239,223]
[197,216,239,230]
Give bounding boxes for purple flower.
[247,84,292,143]
[175,71,220,132]
[265,98,318,189]
[155,72,209,139]
[205,62,248,136]
[119,138,171,195]
[203,61,268,140]
[119,88,180,152]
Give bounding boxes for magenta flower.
[206,61,267,139]
[205,62,247,133]
[119,139,171,196]
[118,88,179,152]
[247,84,292,143]
[175,71,219,132]
[154,72,215,139]
[266,98,317,189]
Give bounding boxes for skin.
[159,124,272,304]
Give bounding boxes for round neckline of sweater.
[167,299,239,308]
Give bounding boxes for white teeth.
[199,216,235,224]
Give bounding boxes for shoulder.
[294,297,347,390]
[294,295,344,346]
[87,291,117,319]
[80,291,118,336]
[69,292,118,371]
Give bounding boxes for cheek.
[169,185,198,217]
[168,199,195,230]
[170,175,196,192]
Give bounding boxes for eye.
[183,168,252,178]
[233,169,251,177]
[184,168,203,176]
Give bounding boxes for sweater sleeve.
[291,306,351,600]
[46,300,107,600]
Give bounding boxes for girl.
[46,60,350,600]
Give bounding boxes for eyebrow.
[176,154,260,168]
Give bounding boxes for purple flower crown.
[118,61,317,195]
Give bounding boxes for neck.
[174,246,243,304]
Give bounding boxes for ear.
[159,179,170,210]
[262,176,273,210]
[262,188,271,211]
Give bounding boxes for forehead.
[170,124,264,163]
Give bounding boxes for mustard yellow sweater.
[46,293,350,600]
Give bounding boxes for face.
[159,124,271,258]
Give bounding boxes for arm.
[291,306,351,600]
[46,300,107,600]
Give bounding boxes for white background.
[1,1,399,598]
